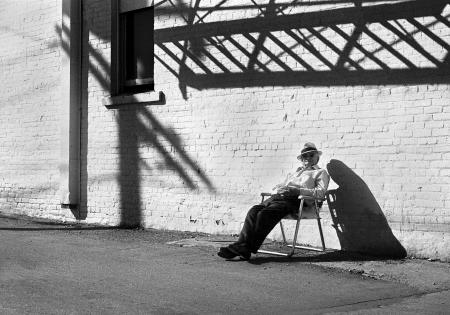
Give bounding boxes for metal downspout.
[60,0,82,213]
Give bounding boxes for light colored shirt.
[272,165,330,199]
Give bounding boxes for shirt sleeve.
[299,169,330,199]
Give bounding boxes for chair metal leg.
[289,217,301,257]
[257,249,290,256]
[287,202,326,252]
[279,221,287,244]
[257,195,328,256]
[317,218,326,251]
[288,199,304,257]
[257,196,289,256]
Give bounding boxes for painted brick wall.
[0,0,69,220]
[80,0,449,259]
[0,0,449,261]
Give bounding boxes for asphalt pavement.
[0,214,449,314]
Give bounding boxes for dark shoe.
[217,247,238,259]
[228,244,251,261]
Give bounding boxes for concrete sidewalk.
[172,236,450,314]
[170,236,450,292]
[1,214,449,314]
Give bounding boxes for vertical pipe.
[60,0,81,210]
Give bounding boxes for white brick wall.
[0,0,449,260]
[0,0,71,220]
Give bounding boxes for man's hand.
[275,186,290,194]
[276,186,300,196]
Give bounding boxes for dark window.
[118,6,154,94]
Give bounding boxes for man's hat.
[297,142,322,159]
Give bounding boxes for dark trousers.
[235,196,300,253]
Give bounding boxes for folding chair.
[257,193,326,257]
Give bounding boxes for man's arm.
[272,167,305,193]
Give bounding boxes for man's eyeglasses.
[301,153,316,159]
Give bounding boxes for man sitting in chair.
[218,142,330,260]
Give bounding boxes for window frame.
[111,1,155,96]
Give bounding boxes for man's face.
[301,152,319,167]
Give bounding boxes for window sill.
[102,91,165,108]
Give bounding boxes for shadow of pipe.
[326,159,406,259]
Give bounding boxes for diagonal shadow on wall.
[154,0,450,99]
[326,159,406,258]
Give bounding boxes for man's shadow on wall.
[326,159,406,258]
